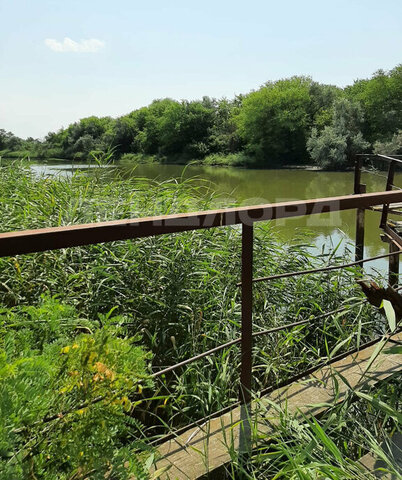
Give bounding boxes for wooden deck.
[153,333,402,480]
[370,203,402,216]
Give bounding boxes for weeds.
[0,162,399,478]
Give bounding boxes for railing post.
[355,184,366,263]
[239,222,253,404]
[354,157,366,263]
[380,160,396,229]
[389,242,400,288]
[354,156,363,196]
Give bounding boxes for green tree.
[346,65,402,143]
[236,76,313,166]
[307,98,369,169]
[158,99,215,158]
[108,116,138,154]
[0,129,22,151]
[373,129,402,155]
[208,97,242,154]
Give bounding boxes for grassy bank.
[0,162,400,478]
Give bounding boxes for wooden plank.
[385,224,402,250]
[1,190,402,256]
[359,433,402,479]
[152,333,402,480]
[371,204,402,215]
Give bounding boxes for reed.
[0,162,398,478]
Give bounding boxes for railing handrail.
[356,153,402,166]
[1,190,402,257]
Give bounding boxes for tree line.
[1,64,401,169]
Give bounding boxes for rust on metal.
[380,161,396,228]
[355,183,366,262]
[237,248,402,286]
[240,223,253,404]
[389,242,400,288]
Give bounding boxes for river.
[31,162,402,276]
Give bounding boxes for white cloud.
[44,37,105,53]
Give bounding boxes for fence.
[355,153,402,285]
[1,186,402,407]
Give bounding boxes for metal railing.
[355,153,402,286]
[1,189,402,405]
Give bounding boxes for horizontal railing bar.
[1,190,402,257]
[252,306,352,338]
[357,154,402,164]
[151,305,359,378]
[237,249,402,286]
[151,338,241,378]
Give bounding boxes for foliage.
[307,98,369,169]
[202,152,253,167]
[0,295,152,479]
[1,63,401,169]
[346,65,402,143]
[226,375,402,479]
[0,164,386,433]
[236,76,313,166]
[373,129,402,155]
[0,162,399,477]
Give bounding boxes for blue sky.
[1,0,401,138]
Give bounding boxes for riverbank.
[1,150,324,170]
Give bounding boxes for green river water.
[31,162,402,276]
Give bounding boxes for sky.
[1,0,401,139]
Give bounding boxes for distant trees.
[1,63,401,169]
[346,65,402,144]
[307,98,369,170]
[236,77,312,165]
[373,130,402,155]
[157,99,214,158]
[59,116,113,159]
[0,129,22,150]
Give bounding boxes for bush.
[373,129,402,155]
[120,153,159,165]
[0,295,152,479]
[308,98,369,170]
[202,152,254,167]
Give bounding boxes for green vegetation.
[0,163,400,478]
[230,375,401,479]
[2,64,401,169]
[307,98,370,170]
[0,298,152,479]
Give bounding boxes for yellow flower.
[60,346,70,354]
[121,396,131,411]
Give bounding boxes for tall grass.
[0,161,399,478]
[0,163,384,427]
